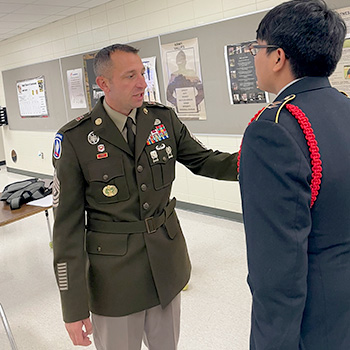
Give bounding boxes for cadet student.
[238,1,350,349]
[52,43,238,350]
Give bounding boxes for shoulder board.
[338,90,349,98]
[145,101,169,109]
[59,112,91,133]
[257,94,296,123]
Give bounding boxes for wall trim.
[6,167,53,179]
[176,200,243,223]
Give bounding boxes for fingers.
[82,317,93,335]
[65,319,92,346]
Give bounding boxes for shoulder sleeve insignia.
[53,133,63,160]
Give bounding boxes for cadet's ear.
[96,76,110,93]
[272,48,288,73]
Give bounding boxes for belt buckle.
[145,217,156,234]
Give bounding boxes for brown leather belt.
[86,198,176,234]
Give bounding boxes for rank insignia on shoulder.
[266,101,282,109]
[339,90,349,97]
[147,101,166,108]
[146,124,169,145]
[53,133,63,159]
[75,115,85,122]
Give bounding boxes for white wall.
[0,0,285,213]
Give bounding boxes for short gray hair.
[93,44,139,77]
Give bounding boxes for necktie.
[126,117,135,155]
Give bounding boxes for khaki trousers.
[91,293,181,350]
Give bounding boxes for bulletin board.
[2,59,67,131]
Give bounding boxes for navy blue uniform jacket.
[239,77,350,350]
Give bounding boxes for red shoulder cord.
[237,104,322,208]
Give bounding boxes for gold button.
[103,174,109,180]
[97,246,102,252]
[95,118,103,126]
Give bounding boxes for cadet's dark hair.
[256,0,346,78]
[93,44,139,77]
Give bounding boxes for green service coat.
[52,98,238,323]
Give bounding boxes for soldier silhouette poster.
[161,38,207,120]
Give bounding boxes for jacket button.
[103,174,109,180]
[137,165,144,173]
[141,184,147,192]
[97,246,102,252]
[143,202,150,210]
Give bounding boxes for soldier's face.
[102,51,147,115]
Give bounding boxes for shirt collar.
[276,77,304,97]
[103,98,137,131]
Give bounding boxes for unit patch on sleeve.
[146,124,169,145]
[53,133,63,159]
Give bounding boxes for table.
[0,199,51,227]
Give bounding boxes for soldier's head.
[93,44,139,78]
[253,0,346,92]
[94,44,147,115]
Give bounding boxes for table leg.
[45,209,53,248]
[0,303,18,350]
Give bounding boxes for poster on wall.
[224,43,267,104]
[16,76,49,118]
[142,56,161,103]
[67,68,87,109]
[329,38,350,95]
[329,8,350,94]
[337,7,350,38]
[161,38,207,120]
[83,52,104,110]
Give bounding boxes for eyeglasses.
[248,42,279,56]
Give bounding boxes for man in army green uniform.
[52,43,238,349]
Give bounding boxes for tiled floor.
[0,168,251,350]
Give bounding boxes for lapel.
[90,99,132,156]
[135,105,156,160]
